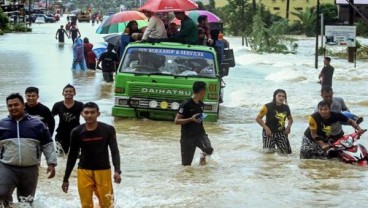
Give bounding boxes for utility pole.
[286,0,290,19]
[314,0,320,69]
[241,0,245,46]
[348,0,355,63]
[28,0,31,25]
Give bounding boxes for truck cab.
[113,40,234,122]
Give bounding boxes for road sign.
[325,25,356,47]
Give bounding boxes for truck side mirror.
[220,63,230,77]
[224,49,235,67]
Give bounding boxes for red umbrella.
[138,0,198,12]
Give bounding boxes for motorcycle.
[328,130,368,166]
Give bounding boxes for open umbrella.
[138,0,198,12]
[96,11,148,34]
[103,34,122,46]
[172,10,221,25]
[92,42,108,59]
[102,11,147,25]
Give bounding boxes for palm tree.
[291,7,316,37]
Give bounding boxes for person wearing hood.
[72,37,86,71]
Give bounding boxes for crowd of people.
[0,85,121,207]
[123,10,228,47]
[256,57,364,159]
[0,80,212,207]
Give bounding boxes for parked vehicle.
[328,130,368,166]
[35,16,45,24]
[31,14,55,23]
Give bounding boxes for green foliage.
[249,11,297,53]
[196,1,206,10]
[207,0,216,13]
[0,8,10,30]
[217,0,281,37]
[320,3,338,25]
[10,23,30,32]
[357,20,368,37]
[291,7,316,37]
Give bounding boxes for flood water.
[1,17,368,208]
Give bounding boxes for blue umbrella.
[92,42,108,59]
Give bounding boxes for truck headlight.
[149,100,158,108]
[171,102,180,110]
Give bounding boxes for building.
[256,0,335,21]
[336,0,368,23]
[204,0,336,21]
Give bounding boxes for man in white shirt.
[141,10,167,42]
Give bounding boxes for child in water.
[256,89,293,155]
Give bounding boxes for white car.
[35,17,45,24]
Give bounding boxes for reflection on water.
[0,18,368,208]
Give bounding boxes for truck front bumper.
[112,106,218,122]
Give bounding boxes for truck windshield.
[120,47,216,78]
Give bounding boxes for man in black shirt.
[25,87,55,136]
[319,57,334,87]
[70,25,81,44]
[97,44,119,83]
[175,81,214,166]
[52,84,84,154]
[55,25,69,43]
[62,102,121,208]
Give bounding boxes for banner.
[325,25,356,47]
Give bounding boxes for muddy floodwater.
[1,17,368,208]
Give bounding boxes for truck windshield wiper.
[133,72,170,76]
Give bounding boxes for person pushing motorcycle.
[300,101,364,159]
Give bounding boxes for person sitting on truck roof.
[127,20,143,41]
[169,12,198,45]
[197,15,213,45]
[167,23,178,38]
[141,10,167,42]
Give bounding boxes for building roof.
[336,0,368,5]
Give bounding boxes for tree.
[196,1,206,10]
[291,7,317,37]
[0,8,9,30]
[249,9,297,53]
[320,3,338,25]
[207,0,216,13]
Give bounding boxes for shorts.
[0,162,39,205]
[181,134,214,166]
[77,169,113,208]
[262,130,292,154]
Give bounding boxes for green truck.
[112,41,234,122]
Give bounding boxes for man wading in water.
[175,81,214,166]
[0,93,57,206]
[52,84,84,154]
[62,102,121,208]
